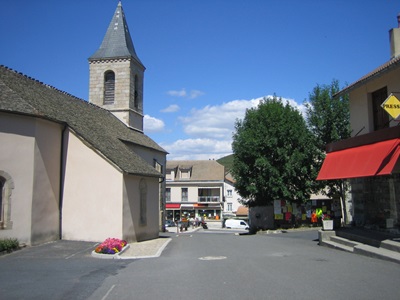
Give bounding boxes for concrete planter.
[91,244,130,259]
[322,220,334,231]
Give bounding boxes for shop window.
[372,87,389,131]
[104,71,115,104]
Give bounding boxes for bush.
[0,238,19,253]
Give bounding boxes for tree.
[305,79,350,151]
[231,96,319,207]
[305,79,351,224]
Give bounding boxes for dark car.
[165,220,176,227]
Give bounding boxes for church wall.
[123,175,160,242]
[31,118,62,244]
[0,113,61,245]
[62,131,123,242]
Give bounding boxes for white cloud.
[167,89,187,97]
[161,104,180,113]
[164,95,307,160]
[188,90,204,99]
[166,88,204,99]
[144,115,165,133]
[178,97,263,139]
[163,138,232,160]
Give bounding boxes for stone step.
[354,243,400,264]
[321,239,354,253]
[330,236,359,248]
[380,239,400,253]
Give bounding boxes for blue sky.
[1,0,399,160]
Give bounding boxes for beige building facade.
[0,2,167,245]
[317,15,400,232]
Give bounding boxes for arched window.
[0,171,14,230]
[104,71,115,104]
[134,75,139,109]
[0,178,4,226]
[139,179,147,226]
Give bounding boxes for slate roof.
[335,55,400,97]
[166,160,225,181]
[0,65,166,177]
[89,1,143,66]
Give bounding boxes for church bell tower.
[88,1,145,131]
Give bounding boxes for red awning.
[317,138,399,180]
[166,204,181,209]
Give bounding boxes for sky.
[1,0,399,160]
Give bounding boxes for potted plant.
[322,214,333,231]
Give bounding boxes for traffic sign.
[381,93,400,119]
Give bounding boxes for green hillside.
[217,154,234,172]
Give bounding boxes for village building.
[317,15,400,233]
[165,160,227,222]
[0,2,167,245]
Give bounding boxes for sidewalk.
[117,225,201,259]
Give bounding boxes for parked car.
[225,219,249,230]
[165,220,176,227]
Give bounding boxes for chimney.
[389,13,400,59]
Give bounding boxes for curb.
[91,244,130,260]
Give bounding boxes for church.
[0,2,167,245]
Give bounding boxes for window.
[134,75,139,109]
[0,178,4,224]
[227,189,233,197]
[154,159,163,173]
[0,171,14,230]
[227,203,232,212]
[372,87,389,131]
[104,71,115,104]
[166,188,171,202]
[180,168,191,179]
[139,179,147,226]
[181,188,188,202]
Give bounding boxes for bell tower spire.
[88,1,145,131]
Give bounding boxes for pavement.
[93,222,400,264]
[113,225,202,259]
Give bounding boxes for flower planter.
[322,220,334,231]
[91,244,130,259]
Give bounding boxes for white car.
[225,219,249,230]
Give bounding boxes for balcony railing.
[198,196,220,202]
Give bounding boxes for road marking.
[101,284,116,300]
[198,256,227,260]
[65,243,99,259]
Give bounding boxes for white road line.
[101,284,116,300]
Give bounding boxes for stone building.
[0,1,167,245]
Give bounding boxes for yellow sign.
[381,94,400,119]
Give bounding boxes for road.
[1,229,399,300]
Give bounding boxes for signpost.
[381,93,400,119]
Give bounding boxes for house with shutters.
[165,160,226,222]
[317,15,400,232]
[0,2,167,245]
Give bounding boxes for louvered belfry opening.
[104,71,115,104]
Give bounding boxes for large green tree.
[305,79,350,151]
[231,96,319,207]
[305,79,351,223]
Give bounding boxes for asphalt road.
[1,229,399,300]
